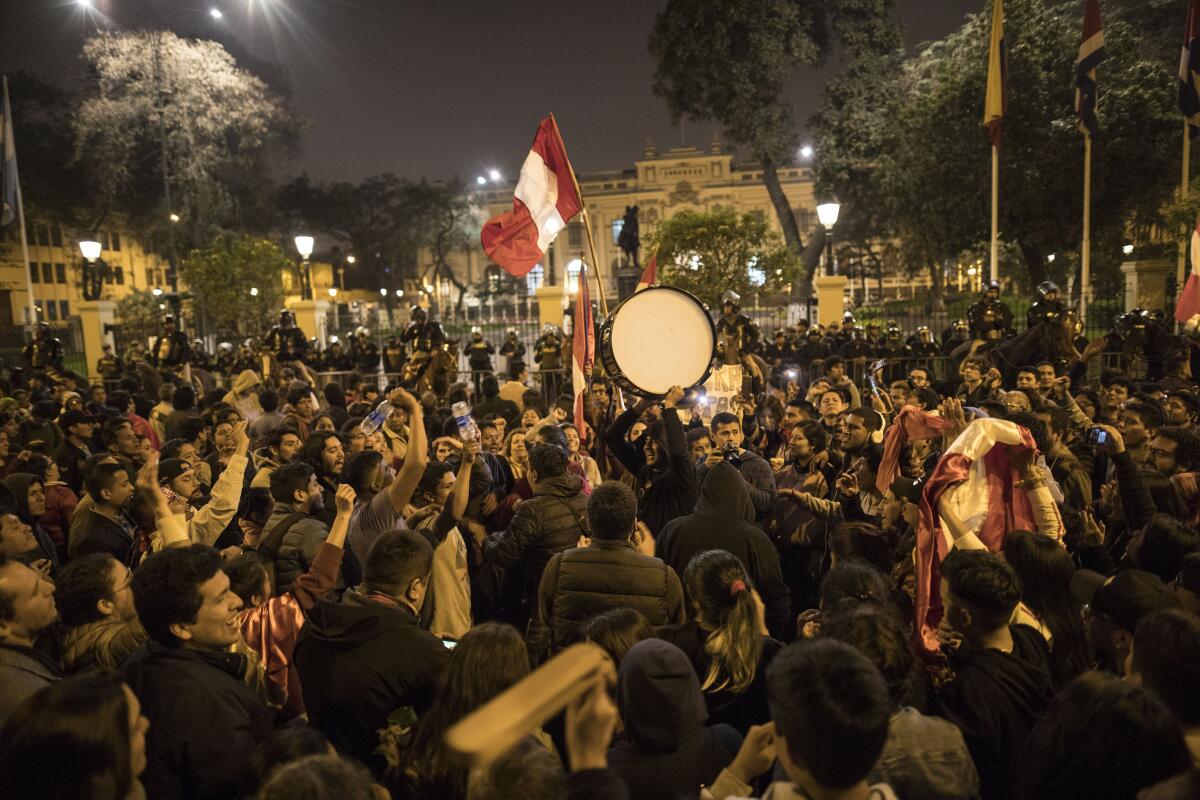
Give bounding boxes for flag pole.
[990,144,999,283]
[2,77,36,327]
[1181,119,1192,294]
[552,113,610,318]
[1081,134,1092,322]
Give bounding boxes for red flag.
[635,254,657,292]
[572,262,595,436]
[1175,218,1200,322]
[481,115,583,277]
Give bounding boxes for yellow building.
[436,135,817,307]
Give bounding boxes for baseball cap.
[1071,569,1181,632]
[157,458,193,486]
[60,410,97,428]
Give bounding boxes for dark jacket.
[0,643,60,726]
[3,473,62,574]
[656,620,783,736]
[261,505,330,595]
[935,624,1054,800]
[609,639,742,800]
[537,539,685,656]
[53,438,91,495]
[696,449,776,522]
[606,407,698,535]
[294,590,450,771]
[67,506,135,564]
[655,463,791,638]
[484,472,589,615]
[123,642,273,800]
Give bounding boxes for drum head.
[608,287,715,396]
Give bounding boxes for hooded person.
[2,473,61,574]
[222,369,264,423]
[608,638,742,800]
[322,382,350,429]
[655,462,790,638]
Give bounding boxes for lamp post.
[294,235,314,301]
[328,287,339,334]
[79,239,105,301]
[816,202,840,277]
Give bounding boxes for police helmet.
[1037,281,1060,298]
[720,290,741,309]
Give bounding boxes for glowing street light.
[210,8,223,20]
[816,202,840,277]
[345,255,356,264]
[328,287,338,298]
[476,176,487,186]
[152,287,163,297]
[379,288,388,296]
[294,235,314,260]
[79,240,102,262]
[250,287,259,297]
[1047,253,1056,263]
[1123,244,1135,256]
[799,144,814,161]
[488,169,502,182]
[395,289,404,297]
[168,213,181,223]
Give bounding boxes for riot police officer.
[351,327,381,373]
[967,280,1014,340]
[401,305,446,377]
[535,323,565,399]
[795,328,832,377]
[22,323,65,374]
[839,326,875,361]
[465,326,496,393]
[499,328,526,368]
[764,330,796,369]
[149,315,193,374]
[96,343,123,383]
[715,289,759,365]
[1027,281,1068,328]
[190,339,213,371]
[381,335,406,374]
[942,319,971,356]
[263,309,309,365]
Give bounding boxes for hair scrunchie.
[729,579,747,597]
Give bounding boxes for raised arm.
[292,485,353,611]
[604,404,647,475]
[384,387,428,513]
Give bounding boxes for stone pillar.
[813,275,849,328]
[1120,259,1173,313]
[289,300,330,348]
[535,285,566,329]
[77,299,117,382]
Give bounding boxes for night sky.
[2,0,987,182]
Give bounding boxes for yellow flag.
[984,0,1006,147]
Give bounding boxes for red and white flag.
[635,254,657,292]
[481,115,583,277]
[914,418,1039,654]
[572,261,595,437]
[1175,216,1200,322]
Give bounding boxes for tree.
[648,207,802,308]
[649,0,899,296]
[408,179,486,316]
[811,0,1178,294]
[114,290,165,352]
[73,31,302,264]
[179,234,288,336]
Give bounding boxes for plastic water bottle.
[452,401,479,443]
[359,400,394,436]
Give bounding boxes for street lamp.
[345,255,356,264]
[294,235,314,300]
[1047,253,1056,263]
[816,202,840,276]
[799,145,814,161]
[488,169,502,182]
[152,287,163,297]
[250,287,259,297]
[328,287,338,298]
[168,213,181,223]
[476,176,487,186]
[210,8,223,20]
[1123,244,1135,256]
[294,235,314,260]
[79,240,102,262]
[379,288,388,297]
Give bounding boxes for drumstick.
[444,642,609,767]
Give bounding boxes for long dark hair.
[393,623,531,800]
[684,549,764,694]
[0,673,135,800]
[1003,530,1090,686]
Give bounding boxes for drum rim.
[598,284,717,398]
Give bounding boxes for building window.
[566,259,582,294]
[611,219,624,245]
[115,266,124,284]
[59,301,69,319]
[41,263,53,283]
[55,263,65,284]
[110,232,121,251]
[50,226,62,247]
[45,302,57,321]
[29,263,39,284]
[568,222,583,247]
[35,226,49,247]
[526,264,544,294]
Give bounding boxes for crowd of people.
[1,290,1200,800]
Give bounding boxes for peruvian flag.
[635,254,657,292]
[1175,216,1200,322]
[481,115,583,277]
[572,261,595,437]
[914,418,1039,654]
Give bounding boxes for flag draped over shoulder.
[983,0,1007,147]
[635,255,657,292]
[572,262,595,436]
[1075,0,1106,138]
[1175,217,1200,322]
[481,115,583,278]
[915,418,1038,654]
[1,78,17,228]
[1181,0,1200,130]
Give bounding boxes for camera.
[1084,427,1109,447]
[722,442,742,466]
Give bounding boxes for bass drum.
[598,286,717,398]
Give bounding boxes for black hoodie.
[935,623,1054,800]
[608,639,741,800]
[655,463,791,638]
[294,590,450,772]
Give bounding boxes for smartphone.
[1085,427,1109,447]
[441,638,458,650]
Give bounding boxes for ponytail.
[684,550,765,695]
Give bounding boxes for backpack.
[253,512,307,595]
